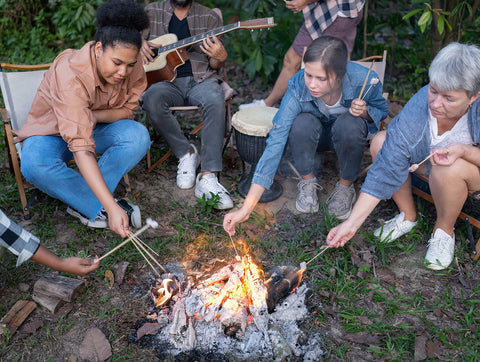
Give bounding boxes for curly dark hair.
[95,0,149,50]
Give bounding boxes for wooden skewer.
[306,245,330,265]
[130,237,161,277]
[408,151,438,173]
[358,60,375,100]
[97,218,159,261]
[130,233,167,273]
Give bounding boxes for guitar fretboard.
[157,22,239,53]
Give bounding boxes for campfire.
[135,252,325,360]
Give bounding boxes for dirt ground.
[1,65,479,361]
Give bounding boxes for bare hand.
[349,98,368,118]
[326,221,358,248]
[431,144,464,166]
[106,204,130,238]
[61,257,100,277]
[223,207,251,235]
[200,34,227,62]
[140,39,159,65]
[285,0,309,13]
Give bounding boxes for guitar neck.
[157,23,240,53]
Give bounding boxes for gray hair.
[429,42,480,97]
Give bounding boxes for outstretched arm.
[223,183,265,235]
[327,192,380,248]
[31,245,100,277]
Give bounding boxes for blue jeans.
[142,76,225,172]
[288,112,368,182]
[21,119,150,220]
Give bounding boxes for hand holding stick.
[409,151,438,173]
[358,60,375,100]
[98,218,159,261]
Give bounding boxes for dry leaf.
[433,308,443,318]
[426,339,443,358]
[113,261,130,285]
[344,331,382,345]
[420,289,434,300]
[376,267,395,286]
[358,316,372,325]
[105,270,114,287]
[18,320,43,334]
[136,322,161,340]
[78,328,112,362]
[414,332,428,361]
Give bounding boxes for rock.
[78,328,112,362]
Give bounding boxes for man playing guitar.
[141,0,233,210]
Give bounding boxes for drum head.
[232,106,278,137]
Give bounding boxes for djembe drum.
[232,106,283,202]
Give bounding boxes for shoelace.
[204,177,230,196]
[326,184,350,204]
[298,180,323,194]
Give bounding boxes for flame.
[155,278,174,307]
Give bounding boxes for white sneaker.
[296,177,322,213]
[239,99,266,110]
[177,144,200,189]
[425,228,455,270]
[194,173,233,210]
[67,207,108,228]
[374,212,418,243]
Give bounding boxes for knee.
[119,121,151,154]
[142,86,168,114]
[430,158,475,185]
[370,131,386,160]
[289,113,318,141]
[332,114,367,143]
[283,47,302,72]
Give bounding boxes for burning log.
[265,266,304,313]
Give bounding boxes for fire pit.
[131,255,325,360]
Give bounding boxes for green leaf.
[417,11,431,27]
[402,8,422,20]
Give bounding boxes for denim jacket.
[253,62,389,189]
[361,85,480,200]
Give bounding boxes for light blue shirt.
[361,85,480,200]
[253,62,389,189]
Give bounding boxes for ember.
[134,256,325,360]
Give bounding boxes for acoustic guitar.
[144,17,275,86]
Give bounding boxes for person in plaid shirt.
[240,0,364,110]
[1,210,99,276]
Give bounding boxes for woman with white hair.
[327,42,480,270]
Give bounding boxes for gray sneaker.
[296,177,322,213]
[326,183,356,220]
[67,207,108,228]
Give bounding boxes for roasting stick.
[129,233,167,273]
[130,232,160,257]
[358,60,375,100]
[299,245,331,272]
[98,218,159,261]
[129,237,161,277]
[228,233,240,259]
[409,150,438,172]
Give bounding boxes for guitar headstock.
[238,17,275,30]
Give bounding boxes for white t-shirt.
[325,95,348,116]
[428,108,472,149]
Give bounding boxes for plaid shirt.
[303,0,365,40]
[0,210,40,267]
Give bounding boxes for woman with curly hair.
[15,0,150,237]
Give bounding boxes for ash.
[138,258,325,361]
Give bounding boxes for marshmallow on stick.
[409,151,438,173]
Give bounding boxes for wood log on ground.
[0,300,37,335]
[33,275,85,302]
[32,293,66,314]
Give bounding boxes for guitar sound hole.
[150,47,159,57]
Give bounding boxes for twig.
[228,233,240,258]
[358,60,375,100]
[286,160,302,179]
[408,151,438,172]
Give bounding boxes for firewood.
[33,275,85,303]
[32,293,66,314]
[0,300,37,335]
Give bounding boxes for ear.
[94,42,103,58]
[470,91,480,105]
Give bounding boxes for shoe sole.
[295,201,319,213]
[425,261,448,270]
[66,207,108,229]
